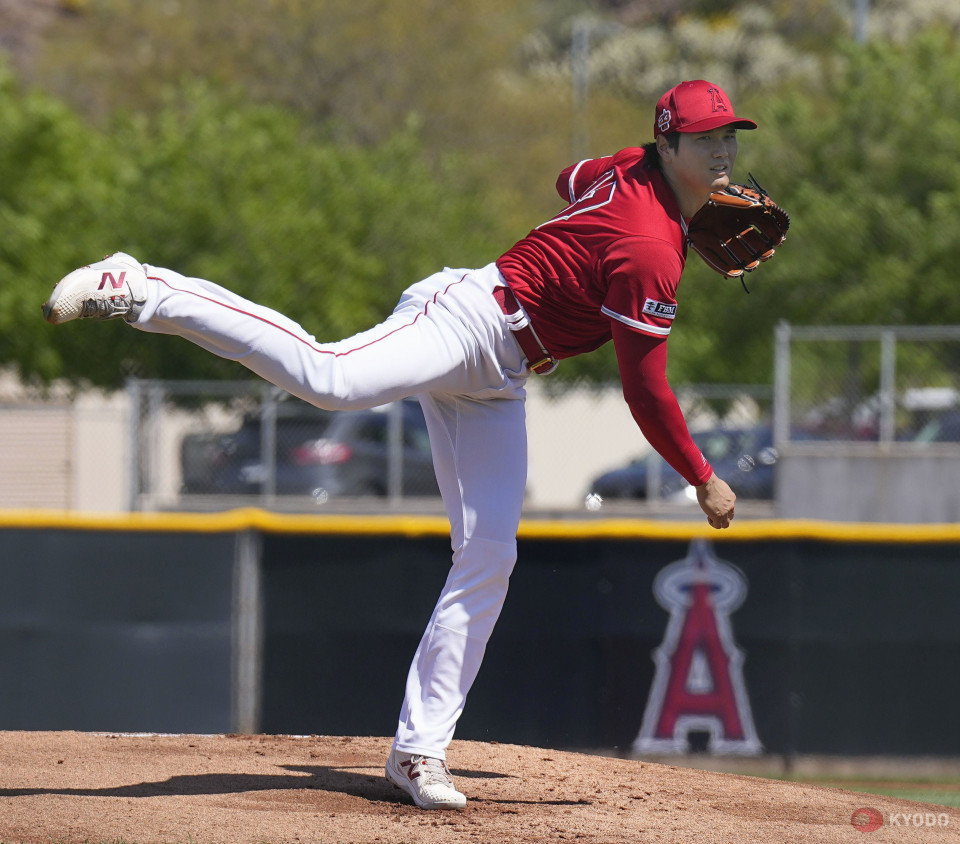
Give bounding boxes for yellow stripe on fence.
[1,508,959,544]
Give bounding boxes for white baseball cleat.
[385,748,467,810]
[42,252,148,325]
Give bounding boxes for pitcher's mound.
[0,732,952,843]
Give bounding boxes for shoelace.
[412,755,454,786]
[82,295,130,318]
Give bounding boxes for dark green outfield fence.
[0,510,957,758]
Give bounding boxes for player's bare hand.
[696,473,736,529]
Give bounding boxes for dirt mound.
[0,732,952,843]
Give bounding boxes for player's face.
[662,126,739,212]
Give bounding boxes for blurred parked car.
[181,399,334,494]
[900,388,960,443]
[181,397,439,498]
[587,424,784,503]
[801,387,960,443]
[905,409,960,443]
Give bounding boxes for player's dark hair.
[641,132,681,171]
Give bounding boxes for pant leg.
[394,392,528,759]
[131,260,531,756]
[133,264,522,410]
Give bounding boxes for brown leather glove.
[686,176,790,281]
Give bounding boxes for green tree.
[0,62,122,381]
[29,0,571,230]
[11,4,960,392]
[668,29,960,385]
[7,76,505,387]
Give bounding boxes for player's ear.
[656,134,674,162]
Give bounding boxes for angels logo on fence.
[633,539,761,755]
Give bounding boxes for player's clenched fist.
[696,473,736,529]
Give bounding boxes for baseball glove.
[686,175,790,286]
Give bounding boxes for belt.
[492,285,559,375]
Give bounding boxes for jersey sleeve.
[555,156,616,203]
[600,235,684,338]
[611,322,713,486]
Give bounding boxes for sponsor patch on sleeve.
[642,298,677,320]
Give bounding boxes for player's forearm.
[624,393,712,486]
[612,323,713,486]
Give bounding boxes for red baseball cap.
[654,80,757,137]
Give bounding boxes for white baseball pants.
[134,262,530,758]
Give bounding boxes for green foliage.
[666,29,960,385]
[31,0,556,203]
[5,73,506,387]
[5,4,960,390]
[0,63,122,381]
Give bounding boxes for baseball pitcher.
[42,80,788,810]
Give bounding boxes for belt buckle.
[529,356,558,375]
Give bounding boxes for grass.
[859,788,960,809]
[778,774,960,809]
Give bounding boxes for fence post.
[773,321,792,447]
[151,383,166,507]
[260,385,278,503]
[387,400,404,503]
[879,329,897,446]
[232,528,263,734]
[646,452,663,502]
[125,378,143,512]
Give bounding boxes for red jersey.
[496,147,712,487]
[496,147,687,359]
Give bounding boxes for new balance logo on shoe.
[385,749,467,810]
[400,759,421,780]
[99,271,127,290]
[42,252,148,325]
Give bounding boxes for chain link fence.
[774,323,960,446]
[0,375,774,515]
[120,378,775,515]
[126,380,442,513]
[9,319,960,518]
[770,323,960,522]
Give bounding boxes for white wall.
[1,381,653,513]
[524,379,650,508]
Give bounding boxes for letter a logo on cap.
[707,87,728,114]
